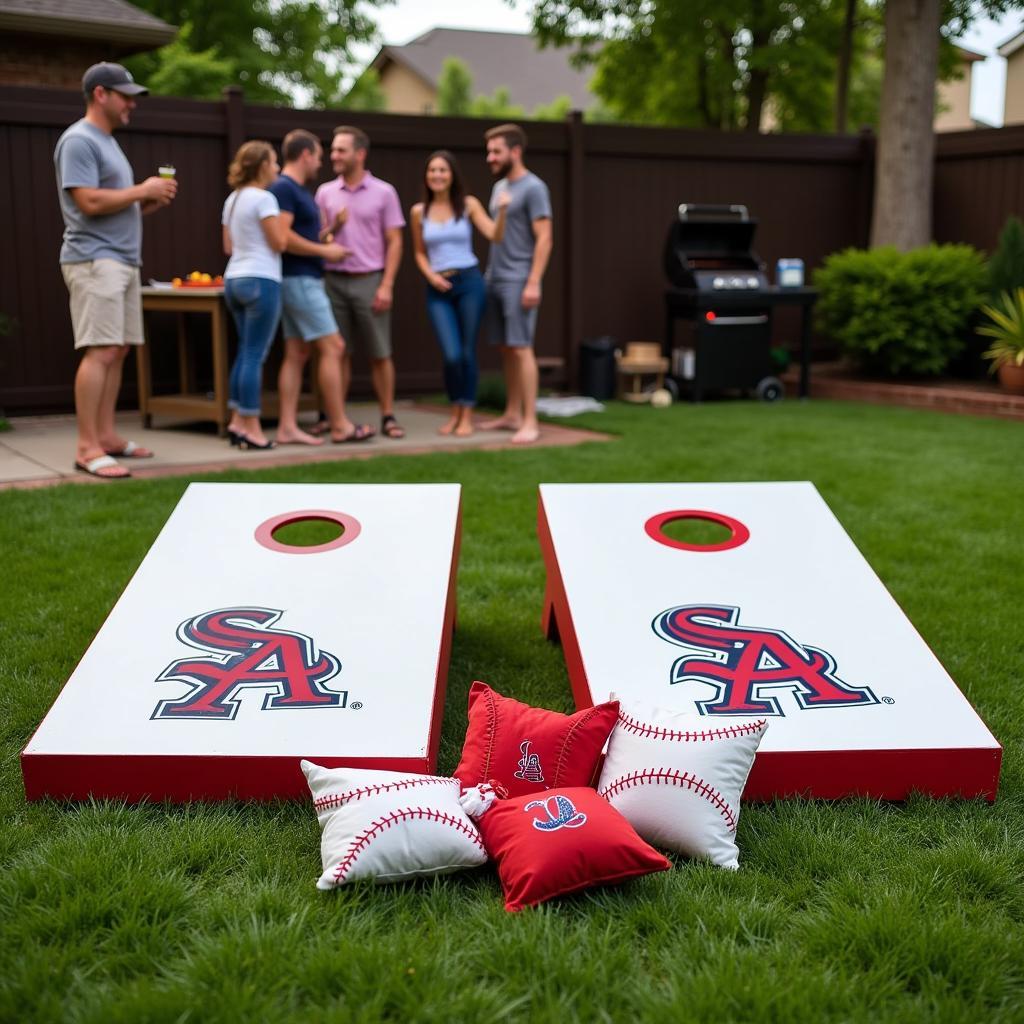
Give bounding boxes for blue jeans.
[425,266,486,406]
[224,277,281,415]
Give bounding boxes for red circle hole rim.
[644,509,750,552]
[254,509,362,554]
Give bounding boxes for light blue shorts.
[484,277,538,348]
[281,275,339,342]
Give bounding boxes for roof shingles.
[375,27,597,112]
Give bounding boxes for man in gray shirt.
[480,124,553,445]
[54,62,177,478]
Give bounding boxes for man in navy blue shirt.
[270,130,374,444]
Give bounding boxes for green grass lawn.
[2,398,1023,1023]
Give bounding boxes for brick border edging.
[783,370,1024,421]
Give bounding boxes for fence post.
[857,126,875,248]
[566,109,585,391]
[223,85,245,158]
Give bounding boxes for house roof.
[371,27,597,112]
[997,27,1024,59]
[953,45,986,63]
[0,0,177,51]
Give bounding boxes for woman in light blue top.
[411,150,508,436]
[221,140,287,449]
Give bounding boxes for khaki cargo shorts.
[62,257,143,349]
[323,270,391,360]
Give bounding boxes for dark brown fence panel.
[934,125,1024,253]
[2,82,1023,415]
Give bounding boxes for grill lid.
[664,203,763,287]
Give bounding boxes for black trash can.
[579,336,618,400]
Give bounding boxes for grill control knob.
[729,277,742,288]
[747,276,758,288]
[713,276,725,289]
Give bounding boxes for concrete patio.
[0,401,610,489]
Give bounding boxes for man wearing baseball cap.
[54,62,177,478]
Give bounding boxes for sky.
[365,0,1024,127]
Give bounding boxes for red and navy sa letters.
[654,604,878,717]
[153,608,346,720]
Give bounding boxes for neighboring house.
[370,27,597,115]
[998,27,1024,125]
[934,46,987,132]
[0,0,176,89]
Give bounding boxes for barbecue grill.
[662,203,783,401]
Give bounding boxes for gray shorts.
[323,270,391,359]
[484,277,538,348]
[281,275,339,342]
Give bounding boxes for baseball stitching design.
[599,769,738,832]
[331,807,486,884]
[616,712,767,744]
[314,776,456,813]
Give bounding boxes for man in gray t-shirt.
[54,62,177,478]
[480,124,553,446]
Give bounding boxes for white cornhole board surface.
[23,483,461,802]
[538,482,1000,801]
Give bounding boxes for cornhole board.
[22,483,461,802]
[538,482,1001,801]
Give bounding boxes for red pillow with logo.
[453,682,619,797]
[474,786,671,911]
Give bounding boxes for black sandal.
[238,434,277,451]
[381,414,405,439]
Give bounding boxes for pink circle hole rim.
[254,509,362,554]
[644,509,750,552]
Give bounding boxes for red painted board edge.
[537,493,594,711]
[20,753,433,803]
[744,747,1001,802]
[424,494,461,773]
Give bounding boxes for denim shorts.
[280,274,339,342]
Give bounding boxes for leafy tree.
[532,94,574,120]
[436,57,474,115]
[469,86,526,120]
[530,0,887,132]
[871,0,1022,249]
[143,25,235,100]
[341,68,386,111]
[527,0,987,135]
[124,0,390,107]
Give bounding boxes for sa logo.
[153,607,346,720]
[653,604,878,717]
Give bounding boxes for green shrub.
[988,215,1024,299]
[813,244,988,376]
[475,372,507,410]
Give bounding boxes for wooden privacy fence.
[2,83,1023,414]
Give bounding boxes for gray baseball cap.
[82,62,149,97]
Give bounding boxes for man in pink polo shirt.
[315,125,406,438]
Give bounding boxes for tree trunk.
[834,0,857,133]
[869,0,941,250]
[746,67,769,133]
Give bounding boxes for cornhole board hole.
[22,483,462,802]
[538,482,1001,801]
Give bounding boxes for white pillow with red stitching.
[301,761,488,890]
[596,699,767,870]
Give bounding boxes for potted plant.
[977,288,1024,394]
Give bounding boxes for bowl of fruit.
[172,272,224,289]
